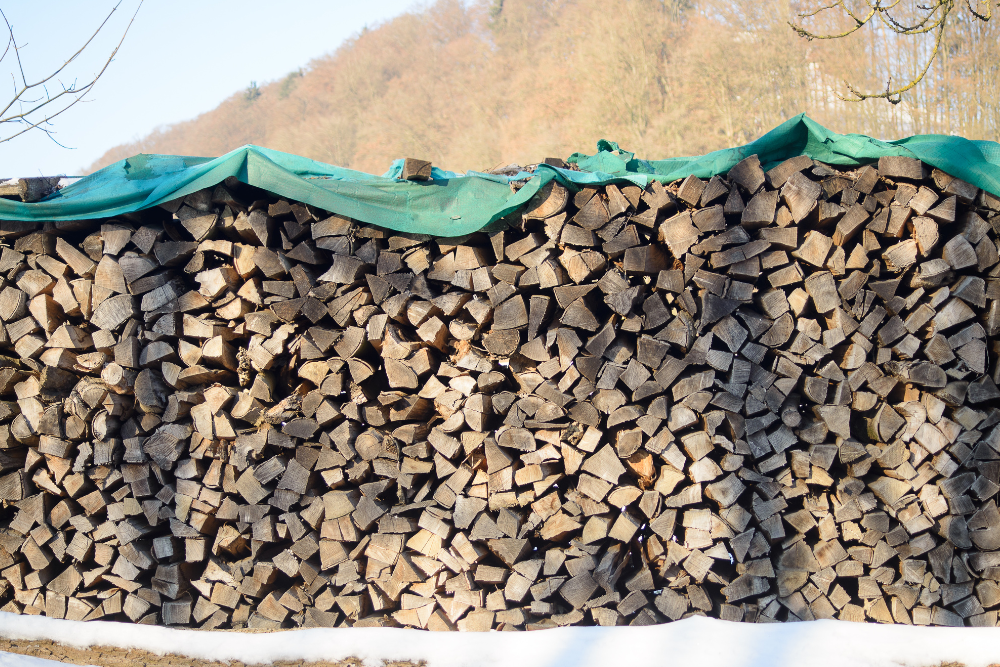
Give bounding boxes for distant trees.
[278,70,302,99]
[244,81,262,103]
[0,1,141,145]
[790,0,999,103]
[83,0,1000,175]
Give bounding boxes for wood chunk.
[883,240,918,273]
[781,172,820,223]
[793,232,832,268]
[804,272,838,313]
[401,158,433,181]
[574,195,610,231]
[728,155,766,193]
[677,175,705,207]
[742,190,778,229]
[878,156,927,180]
[525,182,569,220]
[942,235,978,270]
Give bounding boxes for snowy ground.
[1,612,999,667]
[0,651,81,667]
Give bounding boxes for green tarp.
[3,113,999,237]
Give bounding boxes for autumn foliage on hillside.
[88,0,1000,175]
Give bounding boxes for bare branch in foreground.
[789,0,995,103]
[0,1,143,145]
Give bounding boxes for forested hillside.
[87,0,1000,174]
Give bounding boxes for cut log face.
[400,158,433,181]
[0,154,999,632]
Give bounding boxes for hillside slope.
[88,0,1000,174]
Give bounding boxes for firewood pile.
[1,153,1000,631]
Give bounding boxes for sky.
[0,0,418,177]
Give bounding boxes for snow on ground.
[1,611,999,667]
[0,651,89,667]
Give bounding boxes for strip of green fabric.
[2,114,996,236]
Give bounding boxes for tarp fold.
[2,114,997,236]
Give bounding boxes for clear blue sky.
[0,0,417,176]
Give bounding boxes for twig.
[0,1,143,144]
[789,0,996,101]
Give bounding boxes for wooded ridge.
[1,153,1000,630]
[85,0,1000,182]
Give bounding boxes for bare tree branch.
[0,1,142,145]
[968,0,994,20]
[789,0,997,102]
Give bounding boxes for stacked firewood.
[1,153,1000,631]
